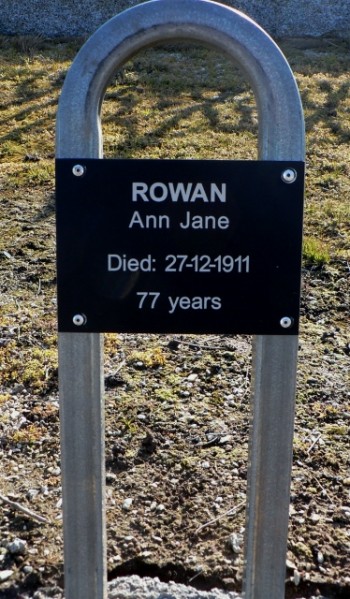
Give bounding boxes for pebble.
[187,374,198,382]
[122,498,133,510]
[10,409,20,421]
[134,361,145,369]
[7,538,27,555]
[228,532,243,553]
[47,466,61,476]
[0,570,13,582]
[12,384,25,394]
[27,488,39,501]
[309,512,320,523]
[219,435,232,444]
[286,558,297,570]
[293,569,301,586]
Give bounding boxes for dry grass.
[0,35,349,595]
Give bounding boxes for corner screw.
[281,168,297,184]
[72,164,85,177]
[72,314,87,327]
[280,316,293,329]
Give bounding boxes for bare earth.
[0,36,349,599]
[0,253,349,597]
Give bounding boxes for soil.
[0,36,349,599]
[0,193,349,597]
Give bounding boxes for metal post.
[245,336,299,598]
[58,334,105,599]
[56,2,304,598]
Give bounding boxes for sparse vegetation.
[0,35,349,598]
[303,236,330,267]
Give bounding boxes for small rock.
[7,538,27,555]
[24,153,41,162]
[1,250,13,260]
[26,488,39,501]
[286,558,297,570]
[152,535,162,543]
[122,498,133,510]
[187,373,198,382]
[219,434,232,444]
[12,384,26,394]
[33,587,63,598]
[134,361,145,369]
[228,532,244,553]
[23,564,34,574]
[293,569,301,586]
[0,570,13,582]
[47,466,61,476]
[309,512,321,523]
[10,409,20,420]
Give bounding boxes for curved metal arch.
[56,0,304,161]
[56,3,305,599]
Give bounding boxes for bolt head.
[281,168,297,184]
[72,164,85,177]
[72,314,86,326]
[280,316,293,329]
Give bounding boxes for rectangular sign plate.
[56,159,304,334]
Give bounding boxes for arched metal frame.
[56,2,305,598]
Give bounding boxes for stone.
[122,498,133,510]
[7,538,27,555]
[0,570,13,582]
[228,532,244,554]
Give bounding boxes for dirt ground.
[0,35,349,598]
[0,260,349,597]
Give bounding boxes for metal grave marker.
[55,1,305,599]
[56,159,304,335]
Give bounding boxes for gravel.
[108,576,242,599]
[0,0,349,38]
[27,577,333,599]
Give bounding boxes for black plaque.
[56,159,304,334]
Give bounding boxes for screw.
[72,164,85,177]
[281,168,297,184]
[72,314,87,326]
[280,316,293,329]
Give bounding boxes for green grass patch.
[303,236,330,267]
